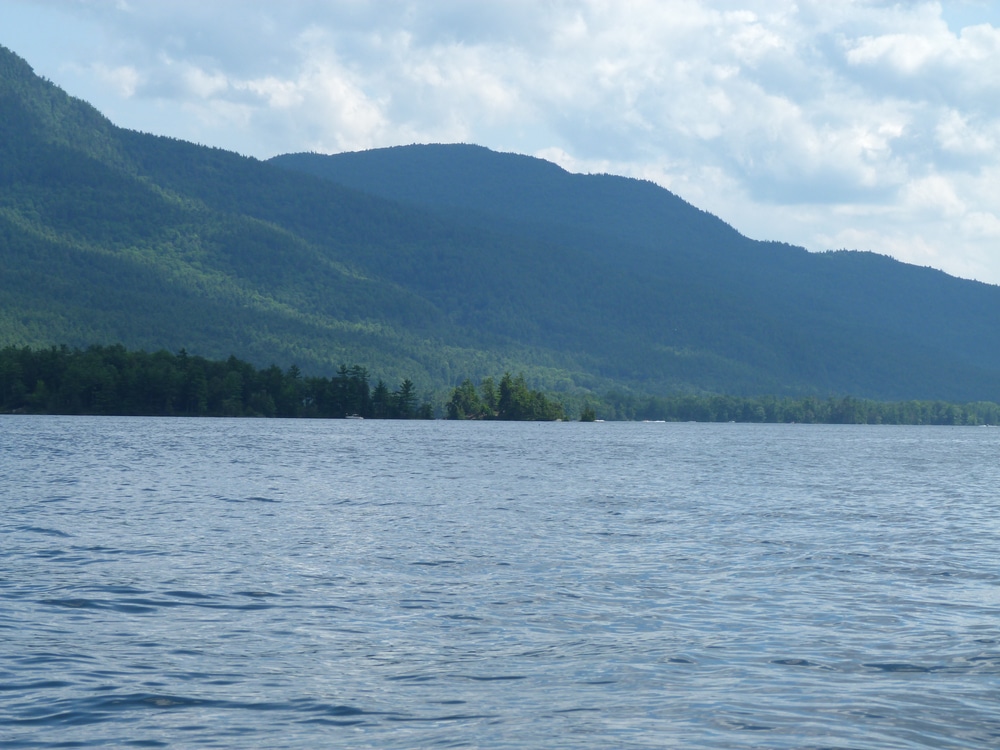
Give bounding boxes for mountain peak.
[270,143,747,261]
[0,43,36,83]
[0,43,126,168]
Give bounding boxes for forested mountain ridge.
[3,42,1000,403]
[0,44,593,391]
[272,145,1000,401]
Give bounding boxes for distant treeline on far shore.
[602,391,1000,426]
[1,344,999,425]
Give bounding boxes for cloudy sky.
[4,1,1000,284]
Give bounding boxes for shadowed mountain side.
[272,145,1000,401]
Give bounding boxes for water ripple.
[2,417,999,749]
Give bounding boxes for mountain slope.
[272,145,1000,400]
[0,45,606,390]
[2,43,1000,402]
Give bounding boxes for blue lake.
[2,416,999,748]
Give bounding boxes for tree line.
[445,374,565,421]
[2,344,999,425]
[603,391,1000,426]
[0,344,430,419]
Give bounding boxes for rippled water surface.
[2,416,999,748]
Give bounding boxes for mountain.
[0,45,569,390]
[271,146,1000,401]
[2,42,1000,403]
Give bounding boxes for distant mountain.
[2,42,1000,403]
[272,145,1000,401]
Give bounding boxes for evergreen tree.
[393,378,417,419]
[446,379,483,419]
[371,379,391,419]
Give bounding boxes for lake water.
[2,416,999,749]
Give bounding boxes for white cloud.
[89,62,140,97]
[901,175,965,218]
[846,32,944,73]
[936,109,997,155]
[241,76,303,110]
[181,64,228,99]
[841,8,1000,112]
[6,0,1000,284]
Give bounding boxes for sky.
[3,1,1000,285]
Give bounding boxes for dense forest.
[2,345,998,425]
[0,345,431,419]
[5,43,1000,405]
[446,375,565,421]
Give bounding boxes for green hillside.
[3,43,1000,403]
[0,45,591,392]
[272,145,1000,402]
